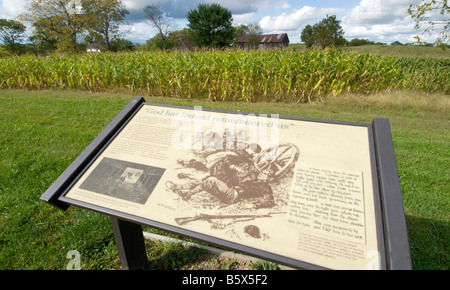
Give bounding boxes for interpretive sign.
[41,97,411,270]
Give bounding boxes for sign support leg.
[110,216,148,270]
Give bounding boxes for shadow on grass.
[406,215,449,270]
[145,241,212,270]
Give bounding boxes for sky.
[0,0,443,45]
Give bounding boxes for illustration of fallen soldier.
[167,141,299,210]
[167,141,279,209]
[166,167,275,209]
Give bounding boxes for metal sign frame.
[40,96,411,270]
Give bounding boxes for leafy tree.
[146,33,170,50]
[391,40,404,46]
[28,18,59,54]
[0,19,26,54]
[146,28,192,50]
[20,0,128,53]
[187,3,234,48]
[20,0,86,53]
[169,28,193,46]
[301,15,346,49]
[300,24,314,48]
[83,0,129,51]
[408,0,449,48]
[348,38,375,46]
[110,38,133,52]
[143,5,174,50]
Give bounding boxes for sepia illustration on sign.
[164,128,299,241]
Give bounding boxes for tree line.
[0,1,238,55]
[0,0,447,56]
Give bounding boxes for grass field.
[289,43,450,59]
[0,89,448,270]
[344,44,450,59]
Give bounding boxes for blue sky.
[0,0,442,44]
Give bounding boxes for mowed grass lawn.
[0,89,448,270]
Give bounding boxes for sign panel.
[59,102,385,270]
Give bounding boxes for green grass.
[343,44,450,59]
[0,89,448,270]
[289,43,450,59]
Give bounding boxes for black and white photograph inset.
[79,157,165,204]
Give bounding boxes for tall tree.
[300,24,314,48]
[28,18,59,54]
[143,5,173,50]
[147,28,192,50]
[0,19,26,54]
[83,0,129,51]
[408,0,449,48]
[187,3,234,48]
[301,15,346,49]
[20,0,86,53]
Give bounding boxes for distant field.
[344,44,450,59]
[0,89,448,270]
[289,43,450,59]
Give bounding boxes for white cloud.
[122,21,155,43]
[212,0,259,15]
[233,13,257,26]
[342,0,420,26]
[345,23,417,43]
[341,0,431,43]
[122,0,168,10]
[279,2,291,10]
[256,6,347,43]
[259,6,345,32]
[0,0,27,19]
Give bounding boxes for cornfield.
[1,49,448,102]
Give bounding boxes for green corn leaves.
[0,49,448,102]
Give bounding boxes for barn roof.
[181,42,194,51]
[237,33,289,44]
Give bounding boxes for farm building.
[179,42,195,52]
[86,43,102,53]
[236,33,290,49]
